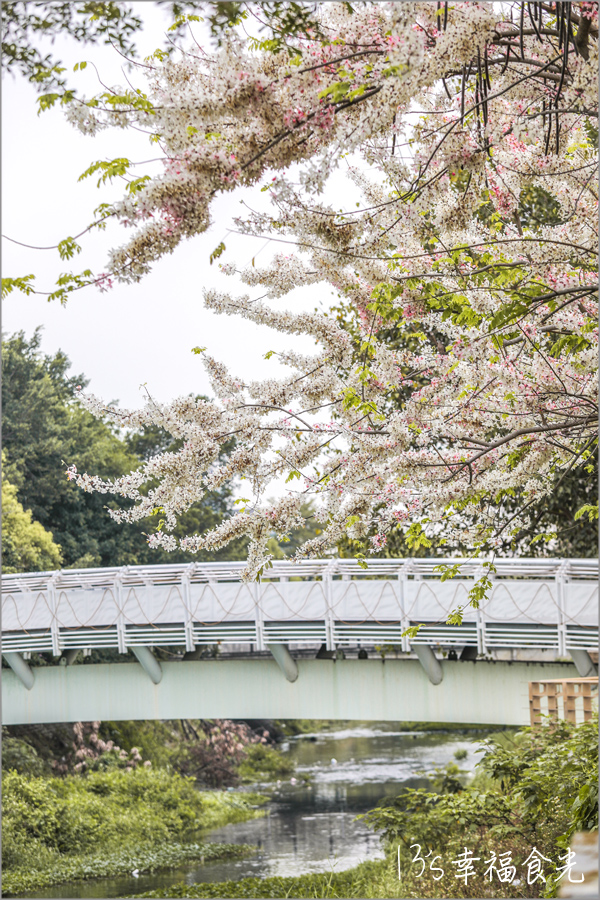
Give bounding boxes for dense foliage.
[362,717,599,898]
[1,455,62,573]
[1,766,265,895]
[4,716,295,786]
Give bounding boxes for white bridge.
[2,557,597,725]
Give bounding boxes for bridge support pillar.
[413,645,443,685]
[267,644,298,683]
[3,652,35,690]
[132,647,163,684]
[569,649,597,678]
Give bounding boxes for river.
[23,723,492,898]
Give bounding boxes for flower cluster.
[52,721,151,775]
[68,3,598,574]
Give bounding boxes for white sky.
[2,3,348,409]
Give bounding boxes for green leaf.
[402,624,422,639]
[446,608,464,626]
[574,504,599,522]
[57,237,82,261]
[434,563,462,582]
[78,158,131,188]
[405,522,431,551]
[209,242,226,265]
[2,275,36,299]
[126,175,151,194]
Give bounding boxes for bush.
[2,767,267,893]
[2,768,265,862]
[173,720,268,787]
[99,720,179,769]
[237,744,295,782]
[1,732,47,776]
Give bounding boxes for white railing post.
[48,573,61,657]
[399,559,413,653]
[324,562,335,651]
[254,580,265,651]
[555,559,568,657]
[115,570,127,654]
[181,565,195,653]
[474,566,487,656]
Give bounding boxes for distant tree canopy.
[1,330,249,570]
[2,455,63,574]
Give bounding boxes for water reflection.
[15,724,488,899]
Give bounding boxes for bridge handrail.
[2,557,598,593]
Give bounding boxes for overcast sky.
[2,3,346,409]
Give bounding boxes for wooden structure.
[529,677,598,727]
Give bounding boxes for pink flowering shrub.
[174,719,269,787]
[51,721,150,776]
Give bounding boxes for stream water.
[20,723,492,899]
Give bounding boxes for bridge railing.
[2,558,597,656]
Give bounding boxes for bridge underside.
[2,658,580,726]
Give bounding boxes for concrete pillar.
[64,649,81,666]
[569,649,597,678]
[413,645,443,685]
[3,652,35,690]
[132,647,163,684]
[267,644,298,683]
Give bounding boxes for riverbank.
[1,768,266,896]
[128,859,389,898]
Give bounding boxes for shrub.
[237,744,295,782]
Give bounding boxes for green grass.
[1,768,266,895]
[2,841,255,896]
[127,861,389,898]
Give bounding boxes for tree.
[1,330,248,568]
[2,458,63,573]
[6,4,598,583]
[2,329,144,568]
[331,247,599,560]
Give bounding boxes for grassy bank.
[4,842,255,897]
[127,861,387,898]
[125,857,445,899]
[1,768,265,896]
